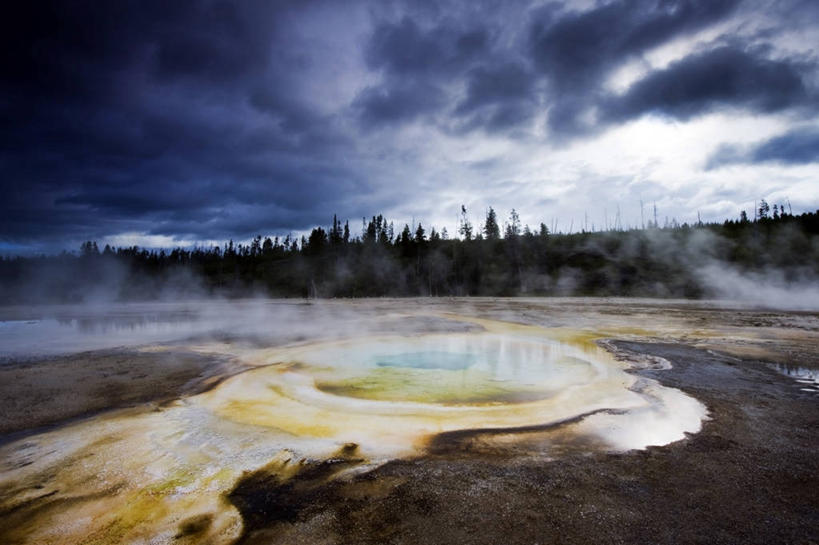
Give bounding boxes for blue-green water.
[373,350,479,370]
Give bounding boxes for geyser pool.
[299,334,604,404]
[198,328,706,458]
[0,313,708,545]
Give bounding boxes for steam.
[0,299,482,359]
[3,213,818,303]
[0,253,208,305]
[699,264,819,310]
[0,305,712,545]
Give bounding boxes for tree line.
[1,203,818,303]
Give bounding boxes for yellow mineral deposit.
[0,314,707,545]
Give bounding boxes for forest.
[1,201,818,303]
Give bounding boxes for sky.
[1,0,818,253]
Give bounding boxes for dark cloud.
[603,45,809,122]
[353,79,447,127]
[525,0,815,139]
[365,16,489,76]
[452,61,539,131]
[458,63,533,111]
[752,128,819,164]
[707,128,819,168]
[354,13,546,134]
[529,0,740,92]
[353,15,494,128]
[527,0,742,134]
[0,0,817,252]
[704,144,747,169]
[0,0,371,249]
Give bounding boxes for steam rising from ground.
[699,264,819,310]
[0,299,473,359]
[4,214,818,306]
[0,299,711,544]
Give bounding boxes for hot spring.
[0,304,708,544]
[200,323,706,458]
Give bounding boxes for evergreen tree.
[758,199,770,220]
[505,209,521,238]
[484,207,501,240]
[415,223,426,243]
[330,215,342,245]
[305,227,327,255]
[4,208,819,303]
[80,241,99,256]
[399,224,412,246]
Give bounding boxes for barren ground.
[1,298,817,544]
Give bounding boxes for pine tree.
[415,223,426,243]
[484,207,500,240]
[505,209,521,238]
[399,224,412,246]
[758,199,770,219]
[330,214,342,245]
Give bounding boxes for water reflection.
[374,350,478,370]
[0,300,329,358]
[0,315,207,358]
[303,334,603,405]
[771,363,819,393]
[55,312,198,332]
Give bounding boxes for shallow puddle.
[771,363,819,393]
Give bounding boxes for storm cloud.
[602,45,810,123]
[1,0,817,252]
[707,128,819,168]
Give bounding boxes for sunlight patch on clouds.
[378,110,811,234]
[102,233,222,250]
[641,17,743,72]
[567,113,789,183]
[605,59,650,93]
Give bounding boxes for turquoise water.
[373,350,479,370]
[300,334,609,404]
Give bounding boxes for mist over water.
[0,298,733,544]
[0,313,205,358]
[0,300,383,359]
[0,299,709,453]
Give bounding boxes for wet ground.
[256,341,816,545]
[0,298,817,544]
